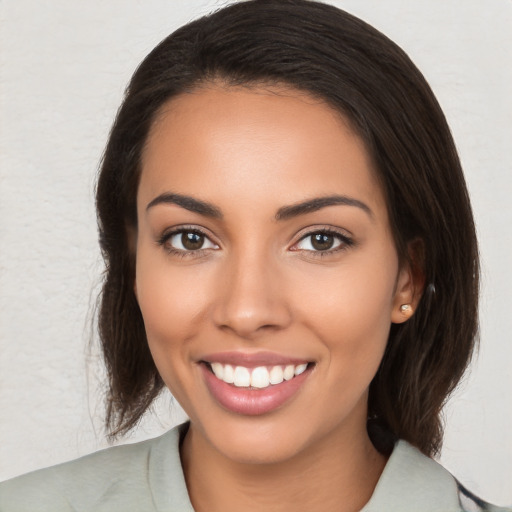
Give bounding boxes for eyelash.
[292,228,354,257]
[157,226,354,258]
[157,226,217,258]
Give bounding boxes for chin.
[213,427,310,465]
[193,410,333,466]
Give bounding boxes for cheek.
[134,245,212,359]
[134,250,214,406]
[298,254,397,369]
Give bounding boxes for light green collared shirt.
[0,423,509,511]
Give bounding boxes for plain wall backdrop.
[0,0,511,506]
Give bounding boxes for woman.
[0,0,509,510]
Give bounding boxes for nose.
[212,248,292,339]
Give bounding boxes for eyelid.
[157,225,220,254]
[290,226,355,253]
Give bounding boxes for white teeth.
[251,366,270,388]
[211,362,224,379]
[209,362,309,388]
[294,363,307,376]
[283,365,295,381]
[223,364,235,384]
[233,366,251,387]
[269,366,284,385]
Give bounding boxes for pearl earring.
[400,304,413,314]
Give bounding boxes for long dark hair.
[96,0,479,457]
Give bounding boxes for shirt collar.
[361,440,461,512]
[149,423,195,512]
[148,425,461,512]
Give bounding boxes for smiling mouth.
[203,362,311,389]
[200,357,314,415]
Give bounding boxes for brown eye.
[311,233,335,251]
[166,229,218,252]
[294,230,351,253]
[182,232,204,250]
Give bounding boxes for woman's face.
[135,85,414,464]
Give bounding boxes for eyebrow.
[275,195,373,221]
[146,192,373,221]
[146,193,223,218]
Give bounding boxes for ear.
[391,239,425,324]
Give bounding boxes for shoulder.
[363,440,511,512]
[0,425,192,512]
[456,482,511,512]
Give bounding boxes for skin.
[135,85,420,512]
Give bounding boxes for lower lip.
[201,363,312,416]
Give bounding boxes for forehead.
[139,85,386,219]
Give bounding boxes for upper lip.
[200,351,311,368]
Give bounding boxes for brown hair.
[96,0,479,457]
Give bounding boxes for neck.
[181,418,387,512]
